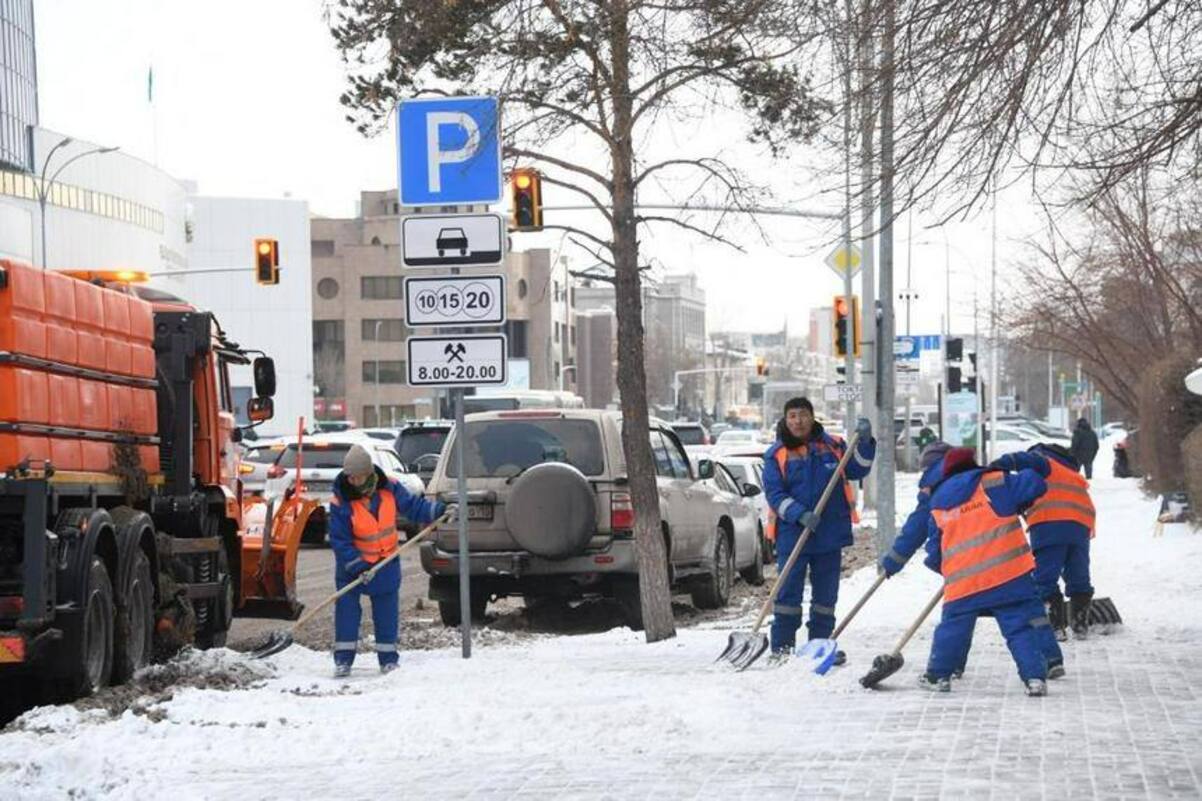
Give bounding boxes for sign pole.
[455,386,471,658]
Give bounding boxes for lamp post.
[36,138,120,269]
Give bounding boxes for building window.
[363,404,413,427]
[317,278,340,299]
[505,320,529,358]
[362,319,406,341]
[312,240,335,257]
[363,360,407,384]
[361,276,403,299]
[554,322,561,344]
[313,320,344,345]
[570,325,576,347]
[517,278,528,299]
[370,235,381,246]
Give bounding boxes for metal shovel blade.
[797,638,839,675]
[731,634,771,671]
[860,652,905,689]
[246,630,294,660]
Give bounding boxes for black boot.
[1046,595,1068,642]
[1070,593,1093,639]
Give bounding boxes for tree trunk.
[609,0,675,643]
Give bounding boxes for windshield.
[277,443,353,470]
[446,419,604,478]
[673,426,706,445]
[398,429,450,467]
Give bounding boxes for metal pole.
[876,0,897,548]
[1047,350,1053,423]
[988,189,999,462]
[455,388,471,658]
[858,0,878,512]
[841,0,858,448]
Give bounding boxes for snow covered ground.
[3,442,1202,800]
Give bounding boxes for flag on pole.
[147,66,154,103]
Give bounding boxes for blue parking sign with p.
[398,97,503,206]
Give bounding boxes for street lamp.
[36,138,121,270]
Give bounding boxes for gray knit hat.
[919,440,952,471]
[343,443,373,477]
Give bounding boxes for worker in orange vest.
[329,444,445,677]
[990,443,1096,640]
[921,447,1059,696]
[762,397,875,661]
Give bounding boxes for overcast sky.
[34,0,1043,338]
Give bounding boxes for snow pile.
[2,463,1200,799]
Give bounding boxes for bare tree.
[327,0,830,641]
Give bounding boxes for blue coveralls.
[922,468,1060,682]
[991,449,1094,602]
[329,467,443,668]
[762,426,875,652]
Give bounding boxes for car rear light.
[432,557,452,568]
[594,555,615,565]
[266,465,286,479]
[0,596,23,617]
[610,492,634,531]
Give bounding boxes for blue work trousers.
[333,558,401,667]
[770,548,841,652]
[1033,542,1094,600]
[927,596,1053,682]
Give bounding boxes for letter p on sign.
[426,112,480,193]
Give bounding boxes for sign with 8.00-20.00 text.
[407,334,508,387]
[404,275,505,327]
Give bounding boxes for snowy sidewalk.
[3,464,1202,800]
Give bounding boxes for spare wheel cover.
[505,462,597,559]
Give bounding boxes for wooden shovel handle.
[891,586,944,655]
[829,572,887,641]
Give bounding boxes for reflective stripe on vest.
[1025,460,1096,537]
[350,490,399,564]
[931,470,1034,602]
[765,438,859,541]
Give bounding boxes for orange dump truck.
[0,260,310,700]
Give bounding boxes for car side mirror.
[696,459,715,480]
[248,396,274,423]
[742,483,762,498]
[253,356,277,398]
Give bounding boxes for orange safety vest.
[1025,459,1096,537]
[931,471,1035,602]
[350,490,399,564]
[765,439,859,541]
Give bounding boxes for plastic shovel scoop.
[797,573,887,675]
[860,586,943,689]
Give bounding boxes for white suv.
[421,409,761,628]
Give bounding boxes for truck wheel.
[195,546,233,649]
[113,549,154,683]
[691,527,733,610]
[740,529,766,586]
[61,557,115,697]
[613,576,644,631]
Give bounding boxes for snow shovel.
[797,572,887,675]
[859,585,943,689]
[247,512,451,660]
[717,430,862,671]
[1087,597,1122,633]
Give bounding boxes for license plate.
[467,504,493,521]
[305,481,333,493]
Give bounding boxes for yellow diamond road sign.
[825,244,862,278]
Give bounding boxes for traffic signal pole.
[875,0,898,552]
[841,1,858,462]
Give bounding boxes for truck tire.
[195,545,233,649]
[59,557,115,698]
[437,587,488,627]
[691,527,733,610]
[112,549,154,683]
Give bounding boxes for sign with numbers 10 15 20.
[403,274,506,328]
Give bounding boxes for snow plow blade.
[237,494,319,620]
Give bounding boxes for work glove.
[879,555,902,578]
[800,510,822,532]
[987,454,1017,473]
[344,559,371,578]
[442,502,459,522]
[855,417,873,440]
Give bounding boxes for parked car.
[1099,421,1127,439]
[1114,428,1139,478]
[265,437,425,543]
[712,429,761,455]
[671,421,711,459]
[237,438,288,495]
[718,455,773,564]
[396,420,455,486]
[313,419,355,434]
[986,423,1043,459]
[420,410,762,629]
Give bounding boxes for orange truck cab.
[0,260,296,701]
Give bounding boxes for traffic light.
[963,351,978,393]
[832,295,861,357]
[755,357,769,377]
[254,238,279,285]
[509,168,543,231]
[947,365,962,393]
[946,336,963,362]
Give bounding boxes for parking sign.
[397,97,503,206]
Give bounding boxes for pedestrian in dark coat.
[1070,418,1099,479]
